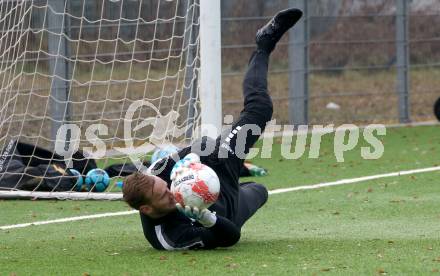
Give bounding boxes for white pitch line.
[2,165,440,231]
[268,165,440,195]
[0,210,138,230]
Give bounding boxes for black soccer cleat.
[256,8,303,53]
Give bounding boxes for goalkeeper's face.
[142,175,176,218]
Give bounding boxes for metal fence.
[221,0,440,125]
[1,0,439,152]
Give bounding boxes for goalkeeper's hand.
[176,203,217,228]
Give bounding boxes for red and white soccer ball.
[171,163,220,209]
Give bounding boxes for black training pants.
[214,50,272,227]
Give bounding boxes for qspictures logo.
[54,100,190,172]
[54,100,387,174]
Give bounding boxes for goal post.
[0,0,222,200]
[199,0,222,137]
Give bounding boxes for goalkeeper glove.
[176,203,217,228]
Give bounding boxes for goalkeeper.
[123,8,303,250]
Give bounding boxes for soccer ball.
[70,169,85,192]
[85,168,110,192]
[171,153,200,175]
[151,145,180,163]
[171,163,220,209]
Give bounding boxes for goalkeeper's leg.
[217,8,303,178]
[234,182,268,227]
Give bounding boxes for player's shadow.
[125,238,305,256]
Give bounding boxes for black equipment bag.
[0,140,96,191]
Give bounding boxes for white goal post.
[0,0,222,200]
[199,0,222,133]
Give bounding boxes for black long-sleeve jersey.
[140,207,241,250]
[142,137,243,250]
[139,50,272,250]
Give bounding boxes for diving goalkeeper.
[122,8,303,250]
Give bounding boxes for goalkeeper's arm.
[145,206,240,250]
[173,214,241,250]
[193,215,241,249]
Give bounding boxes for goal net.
[0,0,219,200]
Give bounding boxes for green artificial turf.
[1,125,440,275]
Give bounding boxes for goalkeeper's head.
[123,172,176,219]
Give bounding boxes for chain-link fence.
[221,0,440,125]
[1,0,438,152]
